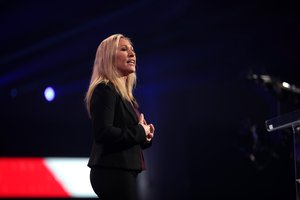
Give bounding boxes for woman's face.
[114,38,136,76]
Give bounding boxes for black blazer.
[87,82,151,171]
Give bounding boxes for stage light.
[44,87,55,102]
[282,81,291,89]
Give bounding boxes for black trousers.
[90,167,139,200]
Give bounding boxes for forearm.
[93,124,146,147]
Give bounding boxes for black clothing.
[88,82,151,199]
[90,167,138,200]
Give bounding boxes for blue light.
[44,87,55,102]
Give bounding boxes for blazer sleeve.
[91,84,147,146]
[141,140,152,149]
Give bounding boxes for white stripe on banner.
[44,157,97,198]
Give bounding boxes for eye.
[121,47,127,51]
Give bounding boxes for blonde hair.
[85,33,137,117]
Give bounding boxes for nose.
[128,49,135,57]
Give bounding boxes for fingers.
[145,125,150,134]
[139,113,148,125]
[146,137,152,143]
[146,124,154,140]
[146,131,154,143]
[143,116,147,125]
[139,114,155,141]
[139,113,144,124]
[147,132,153,138]
[142,116,148,125]
[149,124,155,133]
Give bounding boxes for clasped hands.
[139,113,155,143]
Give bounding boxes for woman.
[85,34,155,200]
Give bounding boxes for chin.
[127,70,135,75]
[128,67,136,74]
[123,69,135,76]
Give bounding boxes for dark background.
[1,0,300,199]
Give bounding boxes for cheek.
[115,56,123,66]
[115,54,126,65]
[118,60,127,68]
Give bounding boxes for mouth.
[127,59,136,65]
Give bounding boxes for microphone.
[247,72,300,95]
[247,73,274,84]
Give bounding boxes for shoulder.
[91,82,119,108]
[90,82,119,115]
[94,81,116,94]
[92,82,119,102]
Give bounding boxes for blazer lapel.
[120,97,139,122]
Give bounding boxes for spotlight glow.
[282,82,291,88]
[44,87,55,101]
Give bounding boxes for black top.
[87,82,151,171]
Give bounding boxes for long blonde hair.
[85,34,137,117]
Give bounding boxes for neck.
[118,76,127,88]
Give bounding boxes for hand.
[139,113,150,135]
[146,123,155,143]
[139,113,155,143]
